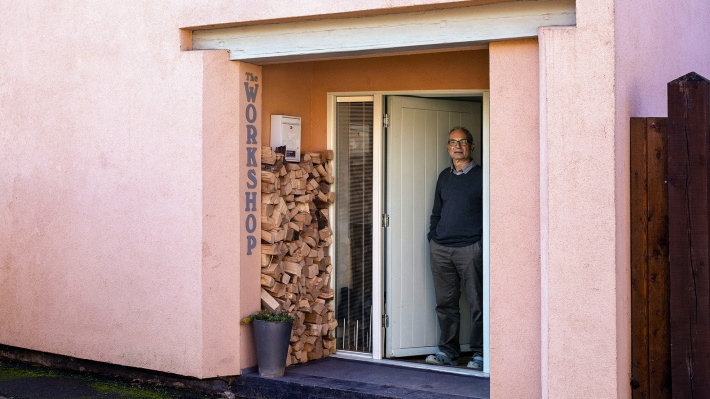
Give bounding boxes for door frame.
[327,90,490,374]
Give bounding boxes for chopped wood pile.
[260,146,337,365]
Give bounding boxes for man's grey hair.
[449,126,473,144]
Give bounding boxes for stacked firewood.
[260,146,338,365]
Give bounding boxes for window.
[334,98,374,353]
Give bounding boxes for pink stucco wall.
[3,0,708,393]
[179,0,515,28]
[201,52,262,376]
[0,0,503,379]
[0,3,260,378]
[538,2,710,398]
[0,6,203,373]
[489,39,541,398]
[539,0,619,397]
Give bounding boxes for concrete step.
[232,357,489,399]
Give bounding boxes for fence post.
[667,72,710,398]
[631,117,670,399]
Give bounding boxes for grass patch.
[0,361,202,398]
[0,362,58,381]
[90,380,174,399]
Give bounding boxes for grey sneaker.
[467,354,483,370]
[425,351,458,366]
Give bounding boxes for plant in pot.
[241,309,295,378]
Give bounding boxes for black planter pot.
[253,319,293,378]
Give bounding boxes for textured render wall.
[0,2,252,377]
[236,62,263,372]
[201,53,262,377]
[0,0,495,378]
[615,2,710,117]
[12,0,702,388]
[613,2,710,397]
[540,2,710,398]
[180,0,516,28]
[488,39,540,398]
[539,0,619,397]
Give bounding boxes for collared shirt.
[450,160,475,175]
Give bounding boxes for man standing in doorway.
[425,126,484,370]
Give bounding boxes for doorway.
[328,91,490,373]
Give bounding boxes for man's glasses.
[447,139,469,147]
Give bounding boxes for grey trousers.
[429,240,483,359]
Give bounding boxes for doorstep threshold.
[332,352,490,378]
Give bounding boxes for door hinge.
[382,314,389,328]
[382,213,390,228]
[383,113,390,128]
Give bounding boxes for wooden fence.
[667,73,710,398]
[631,72,710,399]
[631,117,671,399]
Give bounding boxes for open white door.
[384,96,481,357]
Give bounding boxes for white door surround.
[327,91,490,375]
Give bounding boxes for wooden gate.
[630,117,671,399]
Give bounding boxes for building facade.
[1,1,709,398]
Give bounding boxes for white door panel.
[385,96,481,357]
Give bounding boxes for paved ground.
[0,356,489,399]
[239,357,490,399]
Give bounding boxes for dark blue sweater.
[428,165,483,247]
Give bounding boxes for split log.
[262,147,277,165]
[261,288,280,312]
[261,274,275,288]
